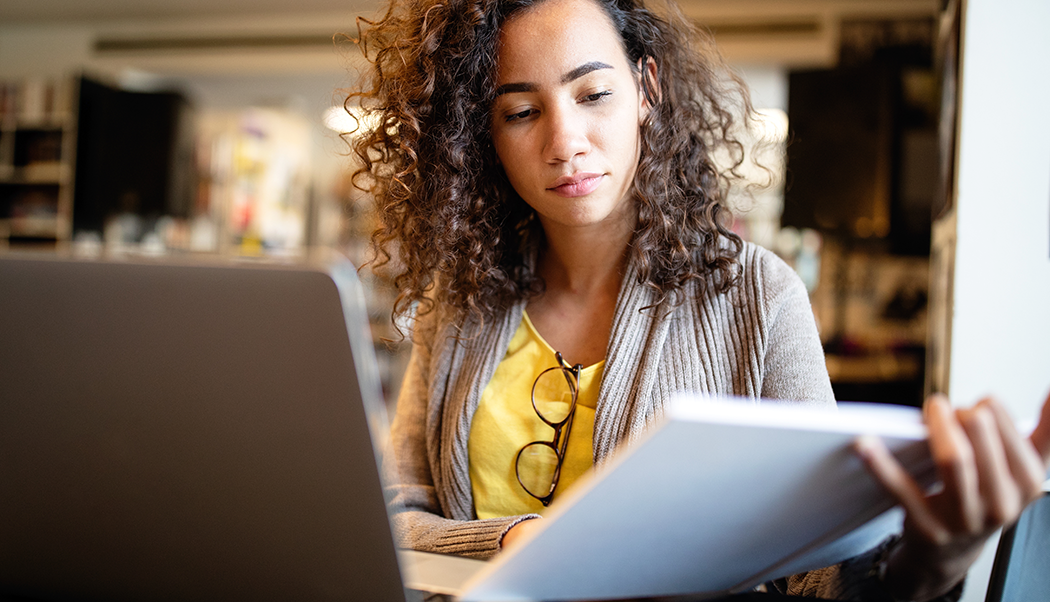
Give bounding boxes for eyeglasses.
[515,351,583,507]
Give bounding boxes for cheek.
[493,130,537,176]
[602,116,641,165]
[492,126,526,164]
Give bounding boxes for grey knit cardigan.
[384,243,942,600]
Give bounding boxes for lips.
[547,172,604,198]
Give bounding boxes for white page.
[459,396,938,602]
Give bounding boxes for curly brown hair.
[346,0,753,329]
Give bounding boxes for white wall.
[951,0,1050,437]
[0,12,358,80]
[735,64,788,112]
[948,0,1050,599]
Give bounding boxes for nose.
[543,105,589,163]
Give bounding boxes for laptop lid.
[0,253,407,602]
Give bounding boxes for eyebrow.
[494,61,614,97]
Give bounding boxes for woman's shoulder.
[733,241,808,302]
[679,240,809,321]
[736,241,801,285]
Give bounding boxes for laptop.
[0,252,480,602]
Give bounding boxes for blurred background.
[0,0,953,405]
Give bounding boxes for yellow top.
[468,311,604,518]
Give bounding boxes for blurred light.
[323,105,360,134]
[324,105,388,135]
[753,108,789,144]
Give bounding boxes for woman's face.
[491,0,649,236]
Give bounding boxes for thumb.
[1027,389,1050,469]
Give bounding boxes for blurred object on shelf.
[194,107,311,257]
[814,239,929,352]
[812,237,930,406]
[8,187,59,238]
[772,226,823,293]
[72,75,195,252]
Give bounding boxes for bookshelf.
[0,77,77,248]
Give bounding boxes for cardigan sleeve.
[753,247,834,406]
[780,538,964,602]
[383,313,539,560]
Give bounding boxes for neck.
[536,214,634,299]
[525,209,636,367]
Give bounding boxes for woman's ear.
[636,56,660,120]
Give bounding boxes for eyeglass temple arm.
[547,357,582,501]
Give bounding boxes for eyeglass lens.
[516,358,580,502]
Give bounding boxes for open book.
[456,396,938,601]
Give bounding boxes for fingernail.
[923,394,942,418]
[855,435,877,460]
[927,396,950,416]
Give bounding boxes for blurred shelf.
[0,163,69,184]
[0,116,72,132]
[0,77,76,247]
[825,351,923,383]
[8,215,59,238]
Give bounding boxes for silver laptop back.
[0,254,406,602]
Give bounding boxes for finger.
[1028,389,1050,468]
[982,397,1047,500]
[958,402,1023,529]
[925,395,982,533]
[855,434,948,544]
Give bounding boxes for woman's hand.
[501,518,543,550]
[856,391,1050,602]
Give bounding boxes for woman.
[346,0,1050,599]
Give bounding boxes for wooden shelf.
[0,164,69,185]
[0,76,76,247]
[825,351,923,383]
[0,116,71,132]
[8,215,59,238]
[20,163,67,184]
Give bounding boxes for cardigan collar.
[432,252,675,519]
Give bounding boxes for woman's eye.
[505,108,535,122]
[582,90,612,103]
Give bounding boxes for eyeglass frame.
[514,351,583,507]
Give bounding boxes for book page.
[460,396,936,602]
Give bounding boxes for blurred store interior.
[0,0,947,406]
